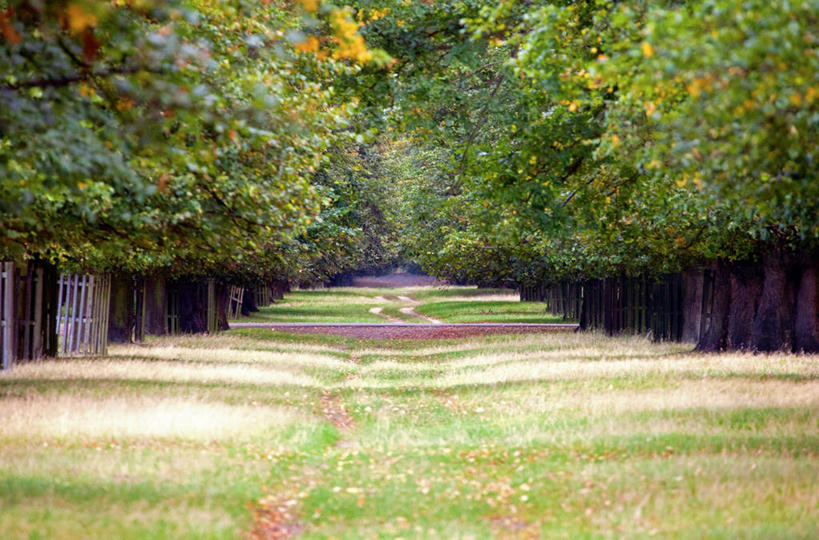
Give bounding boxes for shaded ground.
[351,272,444,288]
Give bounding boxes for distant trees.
[347,0,818,351]
[2,1,816,351]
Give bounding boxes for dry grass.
[138,333,348,355]
[0,394,301,442]
[1,497,238,540]
[363,332,688,358]
[112,344,352,371]
[466,379,819,417]
[347,351,819,389]
[1,287,817,538]
[3,358,321,387]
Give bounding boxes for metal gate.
[56,274,111,356]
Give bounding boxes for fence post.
[2,263,13,370]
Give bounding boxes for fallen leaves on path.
[248,495,304,540]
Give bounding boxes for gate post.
[1,262,14,370]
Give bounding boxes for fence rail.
[229,286,244,319]
[255,285,271,308]
[57,274,111,356]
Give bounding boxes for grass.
[414,300,566,323]
[237,285,571,324]
[0,286,816,538]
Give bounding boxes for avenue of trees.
[1,0,817,352]
[344,0,818,352]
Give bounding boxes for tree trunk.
[681,268,704,342]
[794,257,819,353]
[143,275,166,336]
[271,279,289,301]
[216,282,230,331]
[751,248,793,352]
[696,261,731,352]
[241,287,258,316]
[178,280,207,334]
[108,275,132,343]
[726,262,763,350]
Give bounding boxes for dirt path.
[250,385,358,538]
[398,306,441,324]
[368,306,403,323]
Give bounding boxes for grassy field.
[0,286,817,538]
[237,286,563,324]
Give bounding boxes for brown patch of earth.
[248,496,304,540]
[320,390,354,431]
[351,272,444,288]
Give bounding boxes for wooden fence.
[229,285,244,319]
[255,285,271,308]
[56,274,111,356]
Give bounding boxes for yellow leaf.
[78,84,96,98]
[65,3,98,35]
[300,0,319,12]
[294,35,320,54]
[641,41,654,58]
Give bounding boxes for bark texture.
[794,258,819,353]
[241,288,258,316]
[726,262,763,350]
[107,275,132,343]
[696,261,731,352]
[178,280,207,334]
[216,282,230,331]
[143,275,166,336]
[751,249,793,352]
[681,268,704,342]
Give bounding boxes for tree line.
[1,0,817,352]
[343,0,818,352]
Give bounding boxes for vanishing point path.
[232,272,578,339]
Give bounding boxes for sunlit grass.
[415,299,567,323]
[238,285,544,324]
[0,285,816,538]
[0,394,302,442]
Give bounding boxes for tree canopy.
[2,0,817,309]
